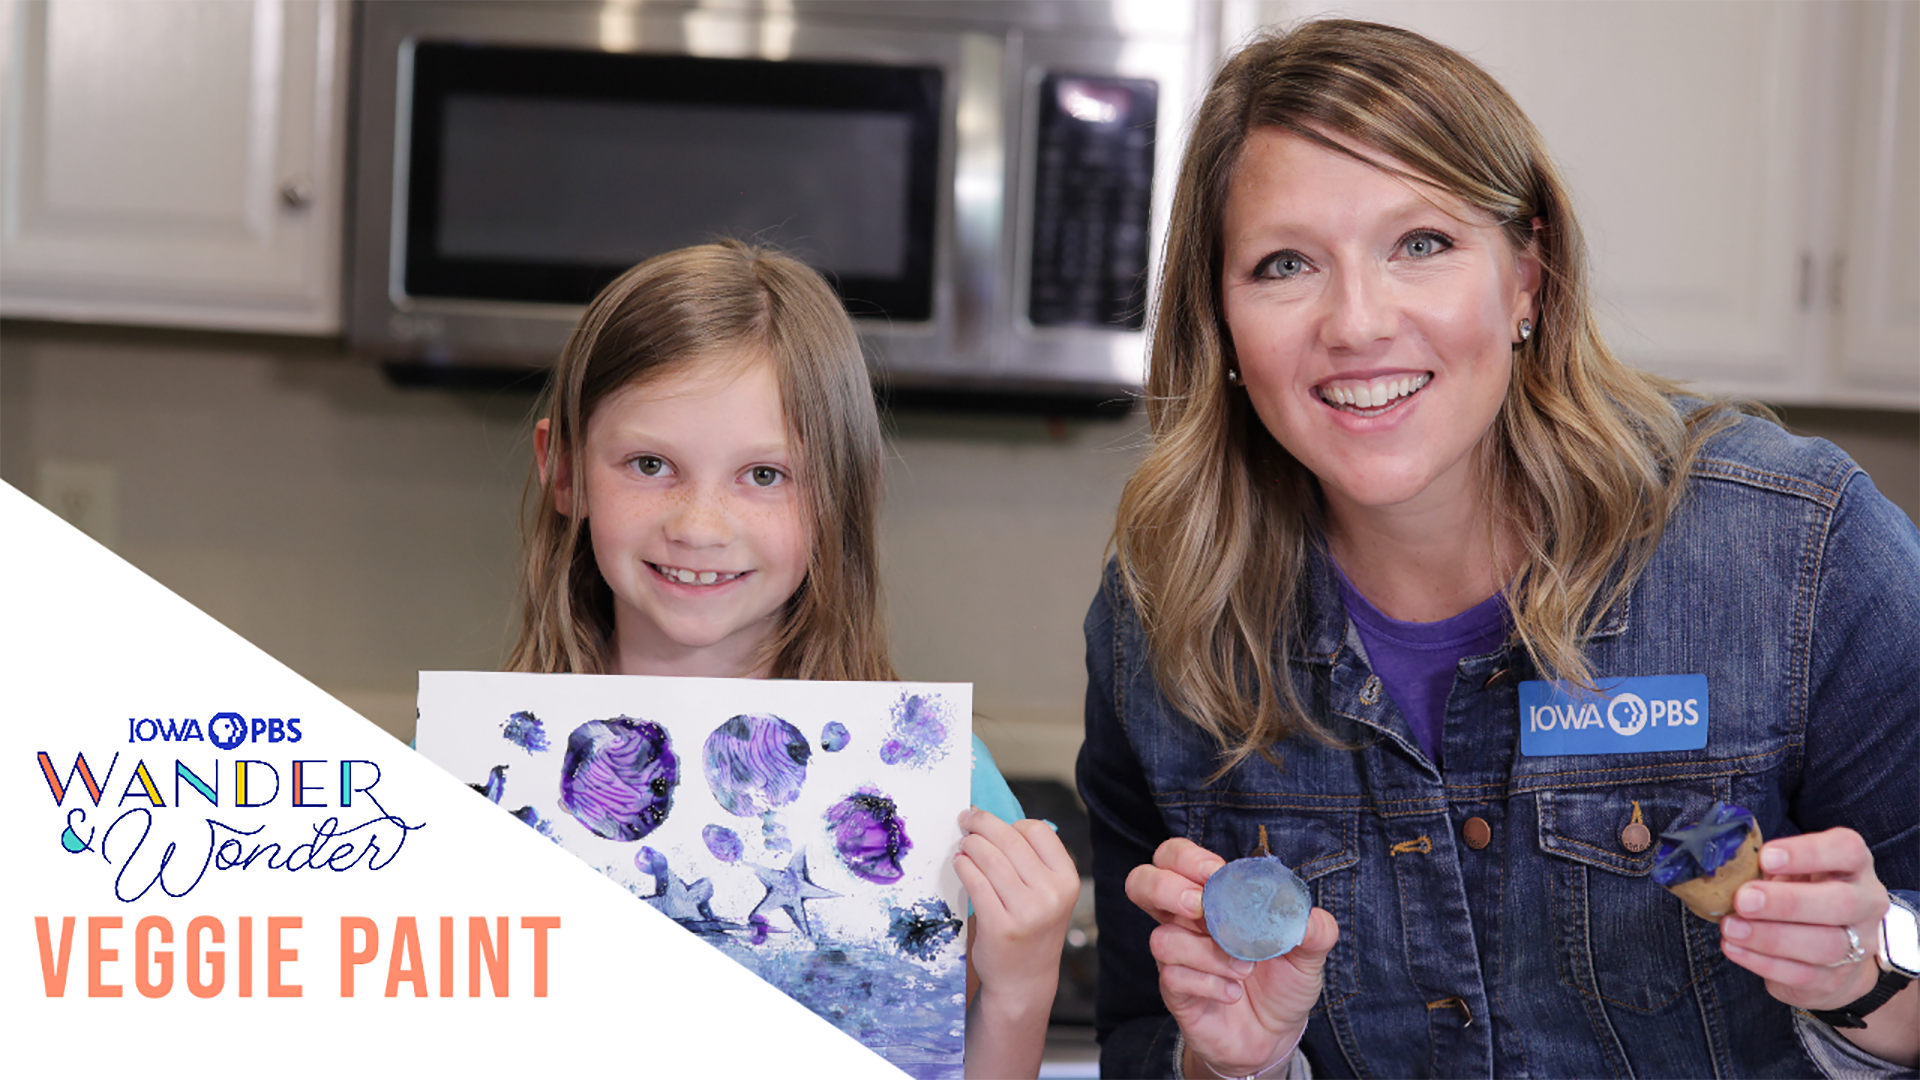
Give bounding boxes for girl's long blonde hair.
[1119,20,1730,767]
[508,241,896,682]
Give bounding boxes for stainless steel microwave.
[345,0,1205,409]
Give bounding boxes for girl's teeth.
[657,564,740,586]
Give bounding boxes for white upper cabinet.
[0,0,348,334]
[1258,1,1918,408]
[1832,0,1920,405]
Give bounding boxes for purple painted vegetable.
[826,787,913,883]
[559,717,678,841]
[704,713,811,818]
[821,721,850,752]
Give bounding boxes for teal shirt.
[969,733,1024,822]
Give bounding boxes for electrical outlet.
[39,460,119,549]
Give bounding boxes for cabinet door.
[1269,1,1821,400]
[1833,0,1920,406]
[0,0,347,333]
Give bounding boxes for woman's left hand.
[1719,827,1886,1010]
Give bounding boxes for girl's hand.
[1720,828,1887,1009]
[1126,838,1338,1078]
[955,807,1079,996]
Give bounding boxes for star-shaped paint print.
[1651,800,1755,887]
[751,849,841,938]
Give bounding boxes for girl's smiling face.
[1221,126,1539,526]
[547,353,808,678]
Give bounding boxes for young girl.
[507,240,1080,1079]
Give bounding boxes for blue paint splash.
[510,805,558,840]
[470,764,509,803]
[704,824,744,863]
[821,721,851,752]
[879,694,952,770]
[500,710,551,754]
[710,936,963,1080]
[635,846,670,878]
[887,898,963,962]
[826,787,913,883]
[469,764,558,842]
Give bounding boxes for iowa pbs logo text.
[1519,675,1708,756]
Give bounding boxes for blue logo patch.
[1518,675,1708,756]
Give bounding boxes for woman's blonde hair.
[508,240,896,682]
[1118,20,1728,766]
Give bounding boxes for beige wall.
[0,321,1137,782]
[4,321,1915,786]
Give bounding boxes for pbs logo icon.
[1606,693,1649,736]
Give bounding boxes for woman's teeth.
[652,564,743,586]
[1318,373,1431,411]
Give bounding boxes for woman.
[1079,20,1919,1078]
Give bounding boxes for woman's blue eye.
[748,466,784,488]
[633,455,665,477]
[1401,231,1453,258]
[1257,251,1309,280]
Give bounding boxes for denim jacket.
[1078,413,1920,1078]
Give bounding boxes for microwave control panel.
[1027,74,1158,332]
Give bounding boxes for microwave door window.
[403,44,940,322]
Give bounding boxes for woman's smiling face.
[1221,126,1539,524]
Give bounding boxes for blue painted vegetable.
[825,787,912,883]
[1652,800,1763,922]
[559,717,678,841]
[1203,854,1311,962]
[704,713,811,818]
[1650,801,1756,886]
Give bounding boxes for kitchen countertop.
[1042,1025,1100,1079]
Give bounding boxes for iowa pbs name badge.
[1519,674,1708,755]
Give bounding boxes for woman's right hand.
[1126,838,1339,1078]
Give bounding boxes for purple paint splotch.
[821,721,851,752]
[879,694,953,770]
[559,717,678,841]
[826,787,913,883]
[703,824,744,863]
[500,710,551,754]
[704,713,811,818]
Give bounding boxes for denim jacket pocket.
[1188,802,1362,1004]
[1536,785,1732,1013]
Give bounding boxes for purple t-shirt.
[1333,567,1507,769]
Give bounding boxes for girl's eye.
[1400,230,1454,258]
[1254,250,1311,280]
[747,465,786,488]
[631,455,667,477]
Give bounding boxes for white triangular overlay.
[0,480,900,1076]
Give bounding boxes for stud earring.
[1226,367,1242,386]
[1518,318,1534,343]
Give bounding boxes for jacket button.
[1622,822,1652,853]
[1462,817,1491,849]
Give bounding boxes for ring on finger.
[1824,925,1867,968]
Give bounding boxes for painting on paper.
[416,671,971,1079]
